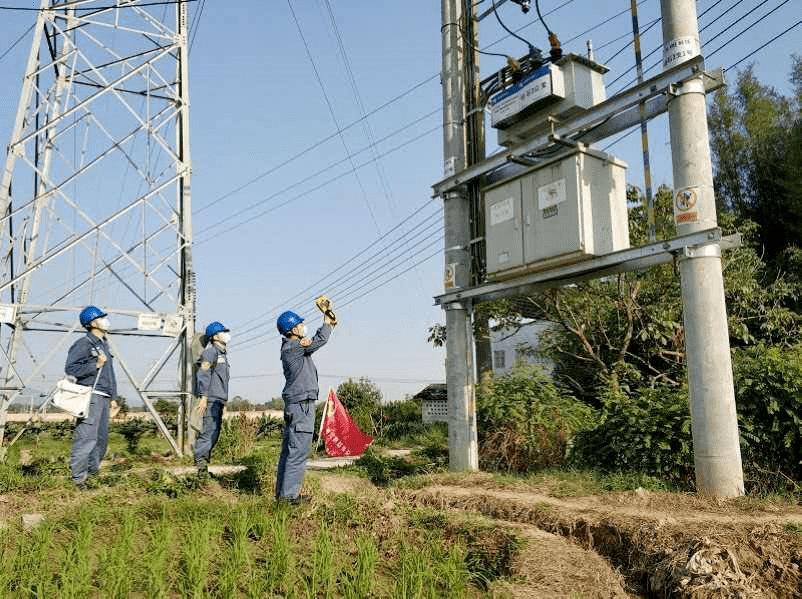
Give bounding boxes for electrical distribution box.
[488,54,609,148]
[484,149,629,278]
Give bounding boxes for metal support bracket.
[432,55,721,197]
[434,228,741,306]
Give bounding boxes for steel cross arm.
[434,228,739,305]
[432,55,707,197]
[8,43,175,153]
[0,174,179,293]
[575,67,725,144]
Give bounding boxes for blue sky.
[0,0,800,405]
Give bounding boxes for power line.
[233,241,443,353]
[727,19,802,70]
[193,74,438,216]
[230,215,443,347]
[0,0,198,10]
[187,0,205,53]
[193,121,441,245]
[191,0,641,228]
[231,216,442,345]
[606,0,752,90]
[230,213,443,344]
[608,0,788,94]
[600,16,660,65]
[286,0,383,244]
[0,23,34,64]
[318,0,427,298]
[231,371,442,384]
[336,234,444,308]
[317,224,444,309]
[194,106,438,238]
[706,0,792,59]
[227,200,439,329]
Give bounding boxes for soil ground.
[317,472,802,598]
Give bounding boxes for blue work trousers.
[70,392,110,484]
[275,399,315,499]
[194,398,224,465]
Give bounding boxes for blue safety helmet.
[205,321,229,338]
[79,306,107,328]
[276,311,303,335]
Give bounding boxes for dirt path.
[315,473,802,598]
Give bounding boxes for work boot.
[196,460,209,479]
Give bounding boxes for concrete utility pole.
[440,0,479,471]
[661,0,744,495]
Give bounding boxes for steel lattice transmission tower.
[0,0,197,454]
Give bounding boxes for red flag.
[321,389,373,457]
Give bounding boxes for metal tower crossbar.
[0,0,196,454]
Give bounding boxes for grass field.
[3,415,800,597]
[0,417,524,598]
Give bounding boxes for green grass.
[784,521,802,534]
[0,475,520,598]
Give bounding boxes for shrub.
[355,448,420,485]
[732,343,802,480]
[375,399,427,443]
[569,384,695,487]
[477,364,597,472]
[112,419,157,454]
[153,399,178,417]
[335,378,382,436]
[215,415,261,462]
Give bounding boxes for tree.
[153,398,178,416]
[336,378,382,436]
[708,57,802,262]
[227,396,252,411]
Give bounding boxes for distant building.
[412,383,447,424]
[414,321,554,423]
[490,321,553,375]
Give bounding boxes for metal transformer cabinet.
[484,149,629,278]
[490,54,609,148]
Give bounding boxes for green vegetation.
[477,363,596,473]
[569,383,694,487]
[0,477,524,598]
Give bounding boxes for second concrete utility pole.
[662,0,744,496]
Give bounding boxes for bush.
[112,419,157,454]
[732,343,802,480]
[477,364,597,472]
[375,399,427,443]
[153,399,178,417]
[215,415,258,462]
[335,378,382,436]
[569,384,695,487]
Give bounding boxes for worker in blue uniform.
[194,321,231,475]
[66,306,118,489]
[274,308,336,503]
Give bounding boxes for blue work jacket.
[196,344,230,402]
[281,323,332,403]
[65,332,118,397]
